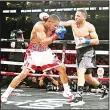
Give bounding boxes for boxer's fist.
[79,37,91,44]
[55,26,67,39]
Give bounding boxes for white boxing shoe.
[63,91,73,98]
[63,91,75,102]
[1,96,7,103]
[63,91,71,98]
[1,94,8,103]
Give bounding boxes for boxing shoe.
[100,88,108,99]
[63,91,75,102]
[63,91,70,98]
[70,92,85,106]
[1,95,8,103]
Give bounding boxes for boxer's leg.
[55,64,74,99]
[1,68,30,102]
[85,69,108,99]
[77,68,86,94]
[85,72,101,87]
[70,68,86,104]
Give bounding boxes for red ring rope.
[0,71,109,81]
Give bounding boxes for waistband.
[76,45,93,51]
[28,43,49,52]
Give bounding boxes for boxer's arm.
[59,20,74,27]
[30,24,53,46]
[40,26,67,46]
[40,33,63,46]
[39,35,54,46]
[89,24,99,45]
[30,23,46,44]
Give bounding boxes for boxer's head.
[75,9,87,24]
[45,14,60,31]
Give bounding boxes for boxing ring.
[1,38,109,109]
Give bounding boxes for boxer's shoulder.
[86,21,94,27]
[32,22,45,32]
[33,22,44,29]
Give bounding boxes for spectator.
[8,29,28,72]
[97,67,104,78]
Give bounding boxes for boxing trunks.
[76,45,97,69]
[23,43,61,73]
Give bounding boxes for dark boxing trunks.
[76,45,97,69]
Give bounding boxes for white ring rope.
[1,40,109,70]
[1,39,109,44]
[1,39,109,82]
[1,48,109,55]
[1,61,109,68]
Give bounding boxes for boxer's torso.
[28,22,53,51]
[71,21,92,49]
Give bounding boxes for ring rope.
[1,39,109,44]
[1,48,109,55]
[62,42,67,63]
[1,39,109,82]
[0,71,109,82]
[1,61,109,68]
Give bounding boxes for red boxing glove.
[51,33,58,41]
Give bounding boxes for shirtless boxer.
[60,9,108,104]
[1,13,74,102]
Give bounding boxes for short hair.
[49,14,60,22]
[77,9,88,18]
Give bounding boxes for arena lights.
[10,10,16,13]
[99,7,109,10]
[3,10,9,13]
[21,10,31,13]
[6,2,11,6]
[2,7,109,13]
[21,9,42,13]
[26,2,31,5]
[5,17,15,21]
[89,7,97,10]
[5,17,9,21]
[77,7,89,10]
[3,10,16,13]
[5,17,19,21]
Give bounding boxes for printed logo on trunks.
[31,45,48,51]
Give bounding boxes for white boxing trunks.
[23,43,61,72]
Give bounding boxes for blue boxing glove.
[55,26,67,39]
[79,37,91,44]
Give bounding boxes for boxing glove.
[39,12,49,21]
[55,25,67,39]
[51,26,67,41]
[79,37,91,44]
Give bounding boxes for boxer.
[60,9,108,104]
[1,13,74,103]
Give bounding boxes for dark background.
[0,1,109,92]
[0,1,109,40]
